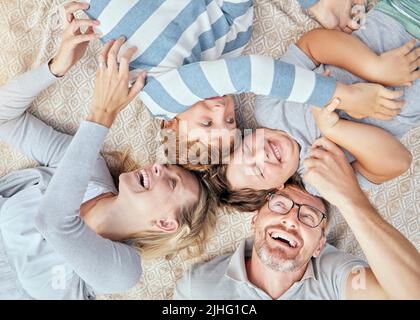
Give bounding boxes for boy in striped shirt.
[83,0,416,166]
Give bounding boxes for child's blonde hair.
[158,121,236,172]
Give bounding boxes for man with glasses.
[174,137,420,300]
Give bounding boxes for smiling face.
[226,128,300,191]
[252,186,327,273]
[118,163,200,233]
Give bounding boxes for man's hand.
[308,0,366,33]
[49,2,101,77]
[303,137,368,208]
[334,82,405,120]
[304,141,420,301]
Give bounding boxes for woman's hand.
[87,37,146,128]
[49,2,101,77]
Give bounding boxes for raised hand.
[87,37,146,128]
[49,2,101,77]
[311,98,340,135]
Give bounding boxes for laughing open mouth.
[269,142,282,162]
[270,231,298,248]
[137,169,150,190]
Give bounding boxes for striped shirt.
[86,0,254,72]
[298,0,319,9]
[86,0,336,119]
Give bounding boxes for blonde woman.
[0,3,215,300]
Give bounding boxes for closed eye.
[200,120,212,127]
[170,178,177,190]
[259,167,264,179]
[272,201,287,210]
[300,213,315,224]
[226,117,235,124]
[255,165,264,179]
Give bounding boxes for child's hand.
[336,82,405,120]
[351,2,367,30]
[49,2,101,77]
[311,98,340,136]
[376,39,420,87]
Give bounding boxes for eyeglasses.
[267,193,327,228]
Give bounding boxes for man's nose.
[280,208,299,229]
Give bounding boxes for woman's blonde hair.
[104,148,218,261]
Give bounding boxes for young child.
[204,1,419,210]
[83,0,407,166]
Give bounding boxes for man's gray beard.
[255,238,304,273]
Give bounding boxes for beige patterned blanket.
[0,0,418,300]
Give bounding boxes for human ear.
[251,211,259,226]
[276,185,285,191]
[156,218,179,233]
[312,235,327,258]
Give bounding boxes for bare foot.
[308,0,366,33]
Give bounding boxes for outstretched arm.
[0,64,72,168]
[140,54,337,119]
[0,2,100,168]
[304,137,420,300]
[297,28,420,87]
[140,50,406,122]
[311,102,412,184]
[35,39,146,296]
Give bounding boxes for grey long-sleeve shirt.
[0,63,142,300]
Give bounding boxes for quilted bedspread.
[0,0,418,300]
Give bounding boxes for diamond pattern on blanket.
[1,0,418,300]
